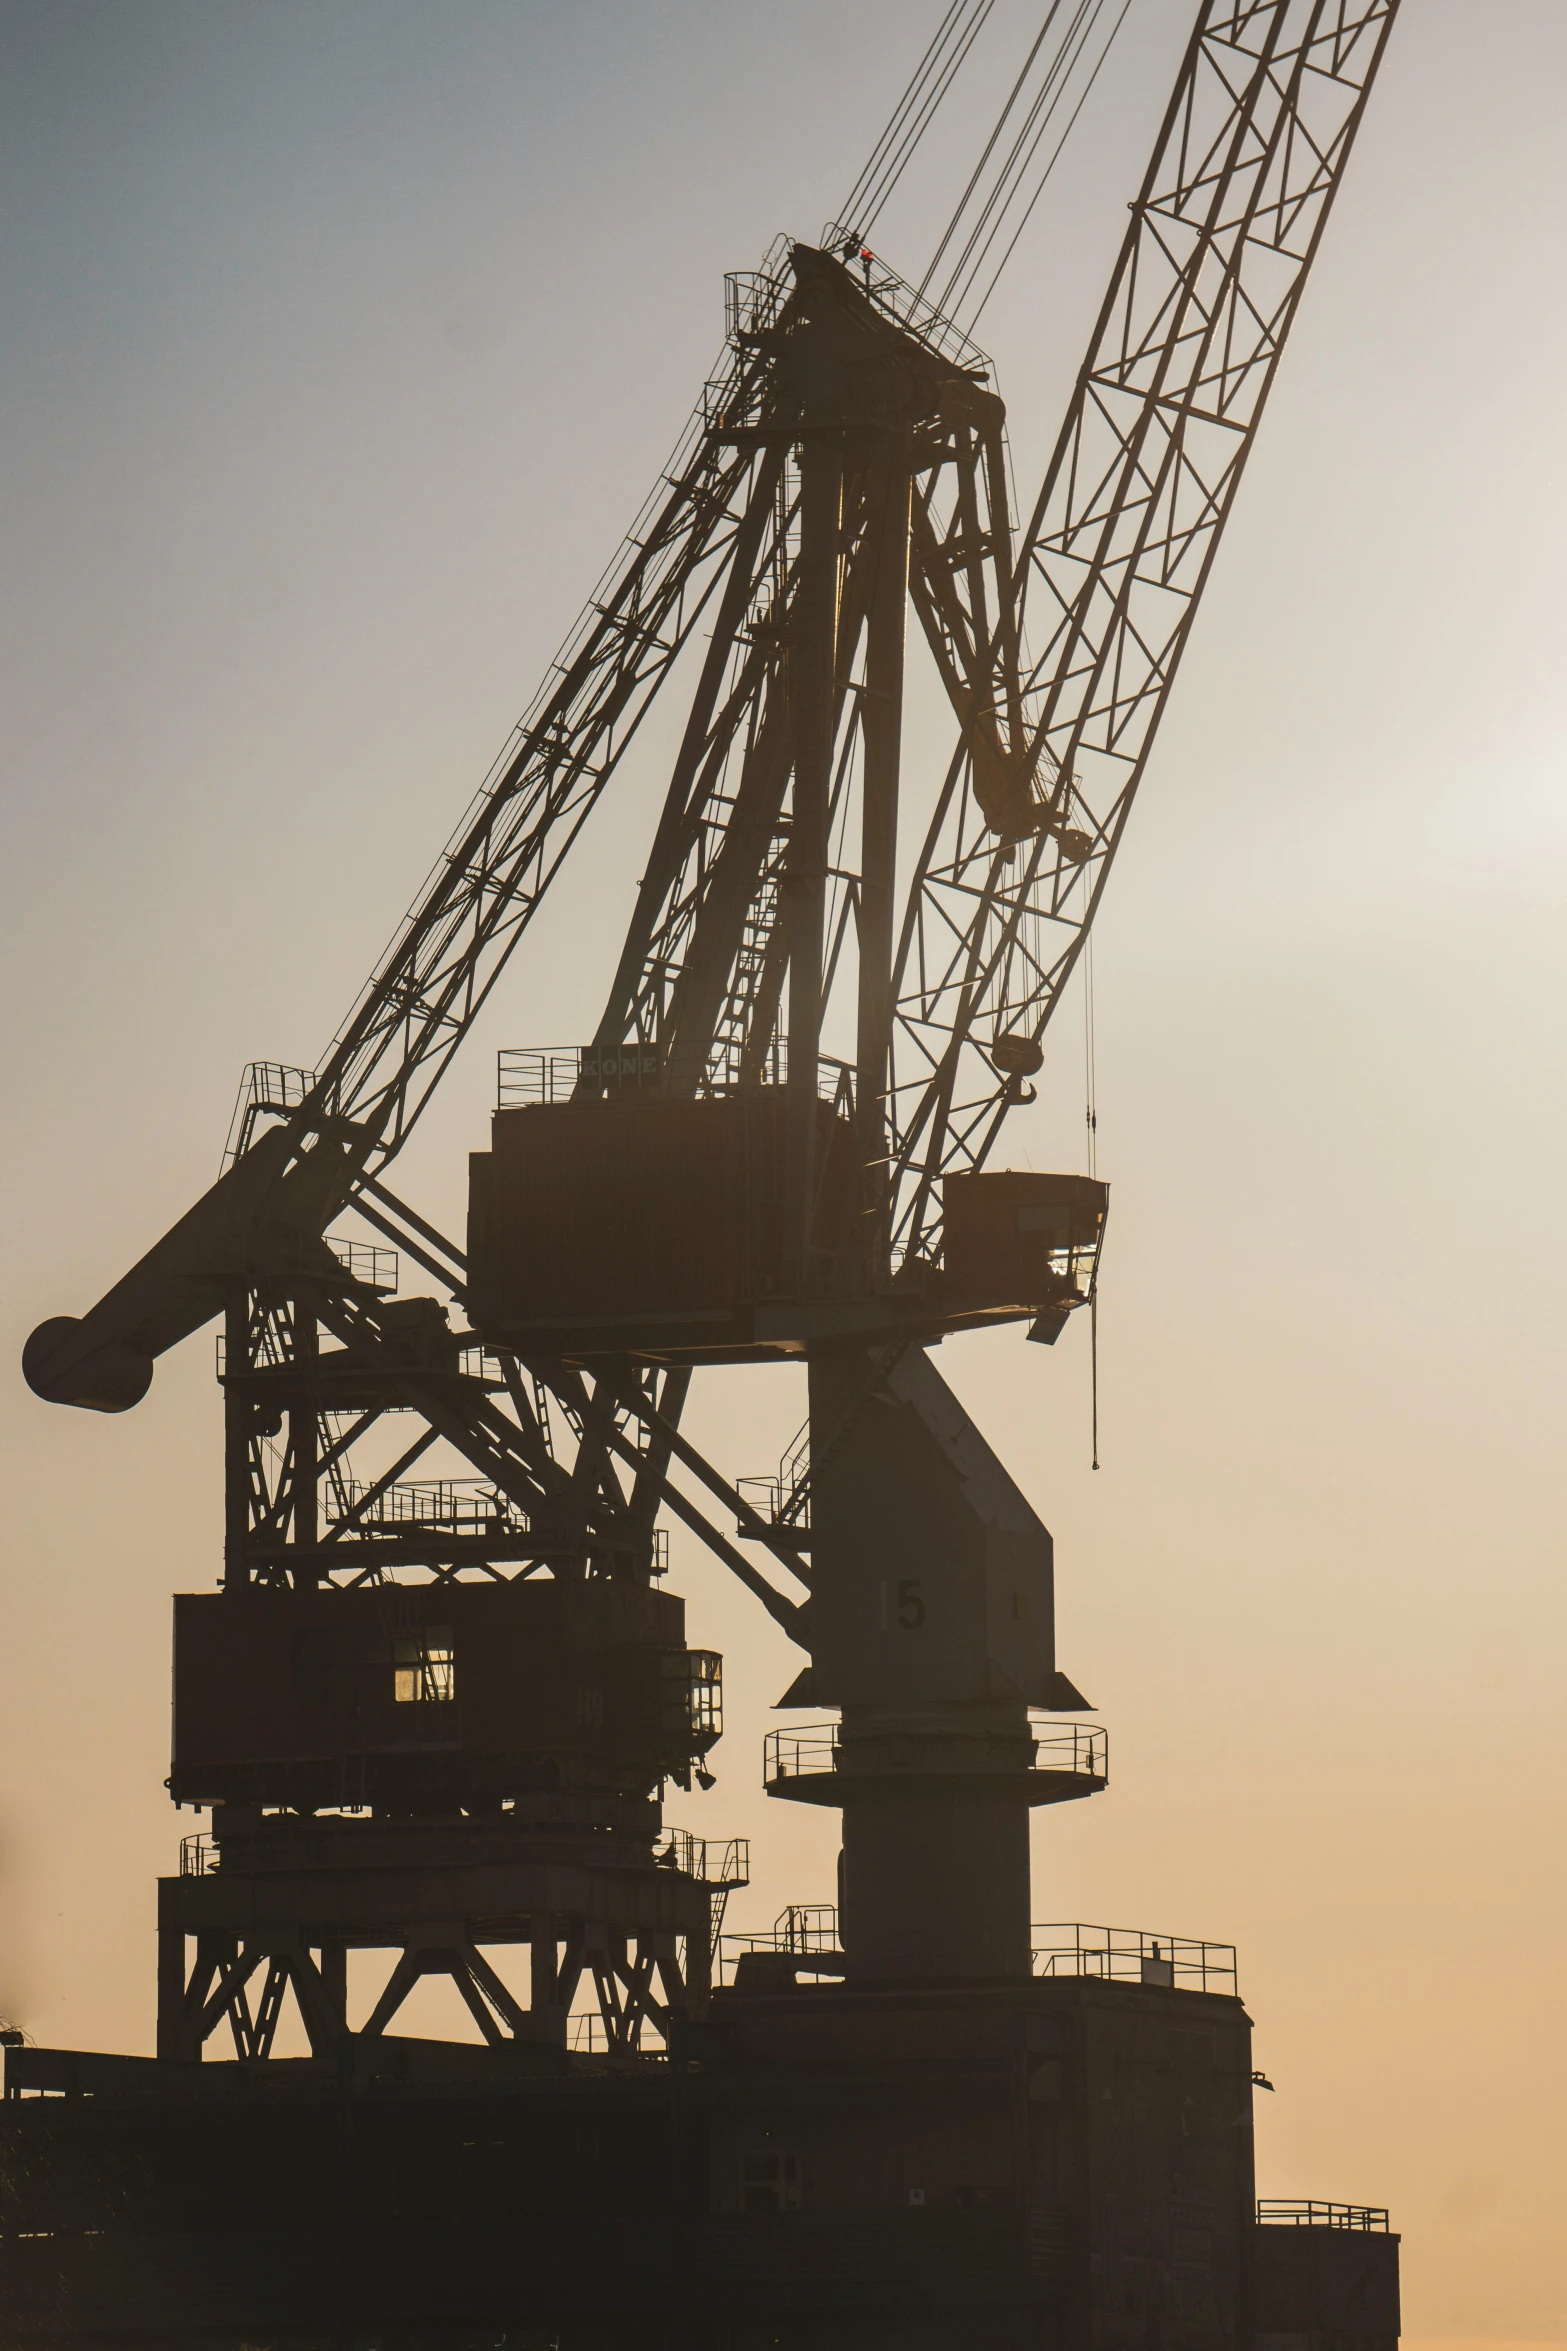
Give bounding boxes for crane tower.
[7,7,1406,2347]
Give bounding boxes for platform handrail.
[764,1718,1107,1785]
[1031,1921,1237,1994]
[719,1904,842,1982]
[1256,2198,1389,2231]
[652,1829,749,1886]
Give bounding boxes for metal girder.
[292,349,780,1176]
[158,1905,712,2063]
[886,0,1401,1259]
[29,5,1403,1698]
[534,0,1399,1273]
[26,2,1400,1419]
[222,1266,805,1640]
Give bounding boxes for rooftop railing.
[334,1476,530,1537]
[712,1906,1237,1995]
[498,1045,661,1106]
[1256,2200,1390,2232]
[497,1043,856,1112]
[568,2013,669,2060]
[1032,1922,1237,1995]
[719,1904,843,1984]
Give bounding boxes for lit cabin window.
[393,1630,455,1704]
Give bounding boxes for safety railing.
[1256,2200,1389,2232]
[333,1477,530,1537]
[722,236,992,399]
[222,1060,314,1170]
[498,1043,854,1112]
[738,1416,812,1533]
[498,1045,662,1105]
[326,1237,398,1294]
[723,266,791,349]
[568,2013,669,2060]
[817,223,995,378]
[1031,1923,1236,1995]
[652,1830,750,1887]
[180,1834,217,1879]
[763,1726,837,1784]
[716,1909,1235,1993]
[326,1477,667,1571]
[764,1720,1107,1788]
[719,1904,842,1984]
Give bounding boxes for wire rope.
[935,0,1101,318]
[903,0,1135,334]
[837,0,996,242]
[1084,933,1102,1470]
[1083,931,1098,1184]
[839,0,964,228]
[838,0,966,231]
[915,0,1069,305]
[962,0,1134,328]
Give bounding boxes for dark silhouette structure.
[8,5,1405,2343]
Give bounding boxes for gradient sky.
[4,4,1566,2342]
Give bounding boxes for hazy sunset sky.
[4,4,1565,2343]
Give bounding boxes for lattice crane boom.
[8,0,1415,2118]
[25,0,1399,1522]
[889,0,1401,1257]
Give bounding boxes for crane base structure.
[0,1968,1399,2350]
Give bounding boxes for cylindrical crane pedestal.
[838,1781,1033,1978]
[785,1342,1105,1978]
[767,1705,1105,1979]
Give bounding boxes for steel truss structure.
[891,0,1399,1250]
[158,1819,746,2064]
[23,0,1401,2082]
[195,2,1399,1619]
[220,1237,812,1632]
[26,0,1398,1412]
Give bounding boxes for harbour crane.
[3,12,1413,2345]
[21,0,1397,2147]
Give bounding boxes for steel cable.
[911,0,1135,333]
[934,0,1101,315]
[836,0,996,242]
[960,0,1135,328]
[915,0,1070,305]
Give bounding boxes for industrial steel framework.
[28,0,1397,1503]
[20,0,1400,2249]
